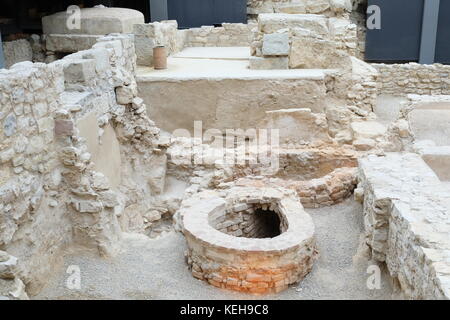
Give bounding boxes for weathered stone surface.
[258,13,329,36]
[329,0,352,13]
[359,153,450,299]
[42,7,144,35]
[0,253,18,279]
[0,278,29,300]
[264,108,331,144]
[63,59,96,85]
[3,114,17,137]
[374,63,450,96]
[2,39,33,68]
[46,34,101,53]
[262,33,289,56]
[248,56,289,69]
[351,121,387,140]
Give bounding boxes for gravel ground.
[35,199,395,300]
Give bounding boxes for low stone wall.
[373,63,450,96]
[247,0,352,16]
[183,23,256,47]
[232,167,358,208]
[0,33,165,298]
[180,187,317,294]
[358,153,450,299]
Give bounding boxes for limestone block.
[0,252,18,279]
[249,56,289,70]
[351,121,387,140]
[329,0,352,14]
[290,37,344,69]
[0,278,29,300]
[276,3,307,14]
[264,108,331,144]
[134,35,155,67]
[116,83,138,105]
[71,199,103,213]
[2,39,33,68]
[353,138,376,151]
[3,113,17,137]
[63,59,96,85]
[262,33,289,56]
[81,48,111,74]
[45,34,101,53]
[42,7,144,35]
[258,14,329,36]
[306,0,330,13]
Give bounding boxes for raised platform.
[137,47,335,133]
[359,153,450,299]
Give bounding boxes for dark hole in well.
[253,208,282,238]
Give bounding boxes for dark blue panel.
[168,0,247,29]
[0,32,4,69]
[435,0,450,64]
[366,0,424,62]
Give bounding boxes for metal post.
[0,31,5,69]
[149,0,168,22]
[419,0,441,64]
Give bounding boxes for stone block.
[258,13,329,36]
[249,56,288,70]
[45,34,101,53]
[135,36,155,67]
[351,121,387,140]
[42,7,144,35]
[0,252,18,279]
[63,59,96,85]
[116,83,138,105]
[54,119,74,136]
[262,33,289,56]
[82,48,111,74]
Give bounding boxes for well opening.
[210,203,285,239]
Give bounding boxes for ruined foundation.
[1,1,450,300]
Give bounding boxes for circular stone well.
[180,187,317,294]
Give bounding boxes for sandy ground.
[35,199,395,300]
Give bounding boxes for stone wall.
[373,63,450,96]
[250,13,358,70]
[0,33,166,298]
[358,153,450,299]
[247,0,352,16]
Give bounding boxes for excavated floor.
[35,199,397,300]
